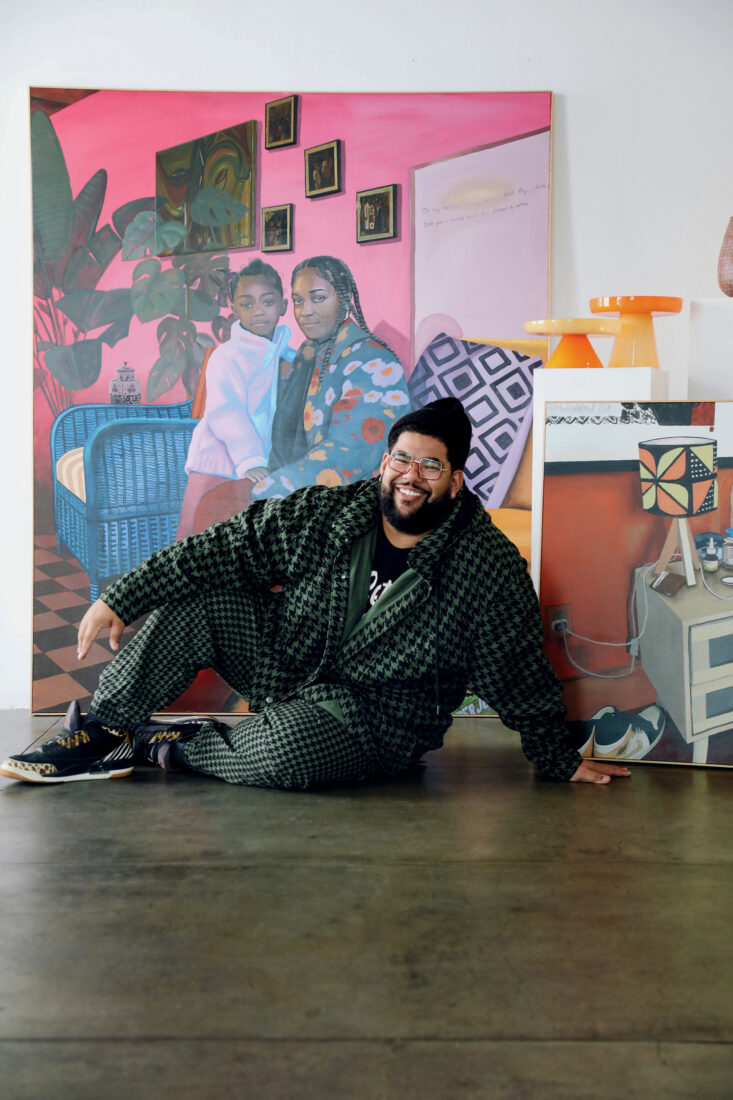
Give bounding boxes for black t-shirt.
[365,525,411,611]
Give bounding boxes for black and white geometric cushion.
[409,333,542,508]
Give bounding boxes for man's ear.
[379,452,390,476]
[449,469,464,498]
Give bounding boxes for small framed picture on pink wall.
[262,204,293,252]
[356,185,397,242]
[264,95,298,149]
[304,140,341,197]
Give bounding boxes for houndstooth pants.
[90,590,376,790]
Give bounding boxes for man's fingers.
[76,599,124,660]
[109,620,123,651]
[570,760,632,784]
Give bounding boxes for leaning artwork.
[31,88,552,716]
[540,400,733,767]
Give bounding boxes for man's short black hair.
[229,259,284,303]
[387,397,473,471]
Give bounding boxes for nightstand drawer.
[689,618,733,685]
[690,677,733,735]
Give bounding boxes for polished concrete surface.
[2,711,733,1098]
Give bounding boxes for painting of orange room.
[31,88,551,716]
[540,400,733,768]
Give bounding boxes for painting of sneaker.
[577,705,617,757]
[592,704,666,761]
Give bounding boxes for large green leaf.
[121,211,158,260]
[160,317,196,357]
[131,266,186,322]
[112,197,155,239]
[71,170,106,248]
[146,349,187,402]
[181,253,230,298]
[89,225,121,268]
[155,218,188,255]
[60,247,103,292]
[59,225,122,294]
[100,317,132,347]
[122,211,188,259]
[156,316,176,343]
[212,313,234,343]
[182,357,200,398]
[31,111,73,263]
[187,288,220,322]
[134,257,161,280]
[49,169,108,288]
[190,187,247,227]
[33,243,55,300]
[56,288,132,332]
[150,316,200,399]
[44,340,102,390]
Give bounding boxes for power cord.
[552,562,656,679]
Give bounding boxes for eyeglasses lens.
[389,453,442,480]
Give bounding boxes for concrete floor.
[2,713,733,1099]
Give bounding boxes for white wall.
[2,0,732,708]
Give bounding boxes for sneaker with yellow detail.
[133,718,219,773]
[0,714,134,784]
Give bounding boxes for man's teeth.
[398,487,423,499]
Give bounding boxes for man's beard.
[377,477,456,534]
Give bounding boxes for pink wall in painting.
[34,89,550,521]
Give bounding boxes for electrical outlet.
[544,603,573,640]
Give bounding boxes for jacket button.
[265,696,273,704]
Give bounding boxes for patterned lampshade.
[639,437,717,517]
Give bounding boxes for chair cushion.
[56,447,85,502]
[408,333,541,508]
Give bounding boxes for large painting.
[30,89,552,716]
[540,400,733,767]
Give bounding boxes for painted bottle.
[722,529,733,571]
[702,536,719,574]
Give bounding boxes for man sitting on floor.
[2,398,629,788]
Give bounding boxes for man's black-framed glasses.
[387,450,445,481]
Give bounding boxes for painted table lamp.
[639,436,718,586]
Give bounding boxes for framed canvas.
[261,204,293,252]
[155,120,257,255]
[356,185,397,242]
[264,95,298,149]
[29,89,552,716]
[540,399,733,768]
[304,139,341,197]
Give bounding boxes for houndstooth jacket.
[101,479,582,780]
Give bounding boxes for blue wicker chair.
[51,402,197,600]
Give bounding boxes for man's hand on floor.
[78,599,125,660]
[570,760,631,784]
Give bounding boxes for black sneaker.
[0,711,134,784]
[133,718,215,773]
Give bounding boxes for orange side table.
[524,318,621,368]
[589,295,683,368]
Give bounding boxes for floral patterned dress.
[252,319,410,499]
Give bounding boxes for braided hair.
[291,255,396,369]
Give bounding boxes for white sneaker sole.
[0,759,134,783]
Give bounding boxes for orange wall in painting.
[540,464,733,715]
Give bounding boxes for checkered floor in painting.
[32,534,245,718]
[32,535,120,714]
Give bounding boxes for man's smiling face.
[377,430,463,536]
